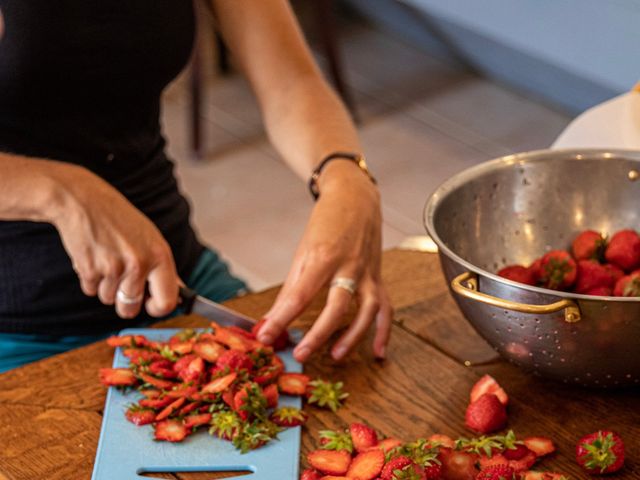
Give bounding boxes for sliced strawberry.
[478,453,508,470]
[278,373,311,395]
[470,375,509,406]
[178,401,202,416]
[178,356,205,383]
[523,437,556,457]
[346,449,385,480]
[222,389,236,409]
[201,372,237,394]
[465,393,507,434]
[139,373,177,390]
[139,389,161,399]
[263,383,279,409]
[507,449,537,472]
[165,383,198,399]
[148,360,179,379]
[183,412,212,429]
[216,349,254,371]
[369,437,403,453]
[193,341,225,363]
[233,387,250,421]
[300,468,322,480]
[438,448,479,480]
[307,449,352,476]
[138,396,175,409]
[381,455,414,480]
[155,397,186,421]
[428,434,455,449]
[125,405,156,426]
[270,406,308,427]
[254,364,283,385]
[106,335,147,348]
[168,341,194,355]
[173,354,197,373]
[503,444,531,460]
[210,322,260,352]
[476,464,515,480]
[154,419,189,442]
[123,348,163,364]
[349,422,378,452]
[99,368,137,387]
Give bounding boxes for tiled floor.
[160,21,571,292]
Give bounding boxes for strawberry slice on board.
[277,373,310,395]
[138,373,177,390]
[470,375,509,406]
[523,437,556,457]
[369,437,403,453]
[201,372,238,394]
[124,405,156,426]
[193,341,225,363]
[183,412,212,429]
[346,449,385,480]
[307,449,352,476]
[99,368,138,387]
[154,419,190,442]
[155,397,186,421]
[300,468,322,480]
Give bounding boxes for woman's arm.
[212,0,393,362]
[0,153,179,318]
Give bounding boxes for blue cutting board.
[92,328,302,480]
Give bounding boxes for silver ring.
[330,277,357,295]
[116,290,144,305]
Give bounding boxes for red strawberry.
[614,271,640,296]
[178,401,202,416]
[138,396,175,409]
[154,419,189,442]
[584,286,613,296]
[215,350,254,371]
[439,448,479,480]
[307,449,352,475]
[173,354,197,373]
[478,454,507,471]
[572,230,606,261]
[201,372,237,394]
[521,472,569,480]
[428,434,455,449]
[125,405,156,426]
[497,265,537,286]
[576,430,625,474]
[300,468,322,480]
[503,444,531,460]
[122,348,163,365]
[574,260,617,293]
[523,437,556,457]
[604,263,624,283]
[424,462,443,480]
[183,412,212,429]
[370,437,403,453]
[155,397,186,421]
[210,322,260,352]
[476,464,515,480]
[270,406,308,427]
[605,229,640,271]
[165,383,197,399]
[381,456,414,480]
[263,383,279,409]
[529,258,543,283]
[138,373,177,390]
[148,360,179,379]
[178,356,205,383]
[346,449,385,480]
[465,393,507,434]
[252,319,290,351]
[278,373,311,395]
[106,334,147,348]
[506,449,537,472]
[233,387,251,421]
[193,341,225,363]
[350,422,378,452]
[168,341,194,356]
[539,250,577,290]
[99,368,137,387]
[470,375,509,406]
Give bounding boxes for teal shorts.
[0,249,247,373]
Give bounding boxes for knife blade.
[179,286,256,331]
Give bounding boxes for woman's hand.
[256,161,393,362]
[47,163,180,319]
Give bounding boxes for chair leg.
[316,0,359,122]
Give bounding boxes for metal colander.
[424,149,640,388]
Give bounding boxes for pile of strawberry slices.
[303,375,625,479]
[99,322,348,452]
[498,229,640,296]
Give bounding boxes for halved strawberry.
[178,356,205,383]
[369,437,403,453]
[470,375,509,406]
[165,383,198,399]
[99,368,137,387]
[263,383,279,409]
[139,372,177,390]
[193,341,225,363]
[523,437,556,457]
[381,455,413,480]
[438,448,479,480]
[278,373,310,395]
[210,322,260,352]
[350,422,378,452]
[201,372,237,394]
[346,449,385,480]
[125,405,156,426]
[476,464,515,480]
[178,401,202,416]
[148,360,179,379]
[270,406,308,427]
[155,397,186,421]
[123,348,163,365]
[216,349,254,372]
[138,396,175,410]
[300,468,322,480]
[428,434,455,449]
[154,419,189,442]
[183,412,212,429]
[106,335,147,348]
[465,393,507,434]
[173,354,197,373]
[307,449,351,476]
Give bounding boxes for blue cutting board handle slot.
[92,328,303,480]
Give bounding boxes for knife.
[178,286,256,331]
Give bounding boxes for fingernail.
[258,333,274,345]
[333,345,347,359]
[294,345,310,361]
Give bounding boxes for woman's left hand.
[256,161,393,362]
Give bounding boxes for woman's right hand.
[47,163,180,319]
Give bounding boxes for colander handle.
[451,271,581,323]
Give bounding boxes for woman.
[0,0,392,372]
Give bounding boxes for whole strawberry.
[572,230,606,261]
[381,456,414,480]
[497,265,537,286]
[465,393,507,434]
[574,260,617,293]
[476,464,516,479]
[613,272,640,296]
[605,229,640,271]
[539,250,577,290]
[576,430,625,474]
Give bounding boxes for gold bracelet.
[308,152,377,200]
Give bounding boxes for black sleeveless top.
[0,1,204,334]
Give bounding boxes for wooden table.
[1,250,639,479]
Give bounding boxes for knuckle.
[310,244,338,267]
[284,292,307,312]
[125,256,148,278]
[104,258,124,279]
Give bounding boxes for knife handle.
[178,285,198,314]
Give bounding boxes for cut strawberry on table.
[154,419,189,442]
[99,368,138,387]
[523,437,556,458]
[438,448,479,480]
[346,449,385,480]
[307,449,352,475]
[300,468,322,480]
[349,422,379,452]
[125,405,156,426]
[381,456,414,480]
[470,375,509,406]
[278,372,311,395]
[476,464,516,480]
[576,430,625,474]
[465,393,507,434]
